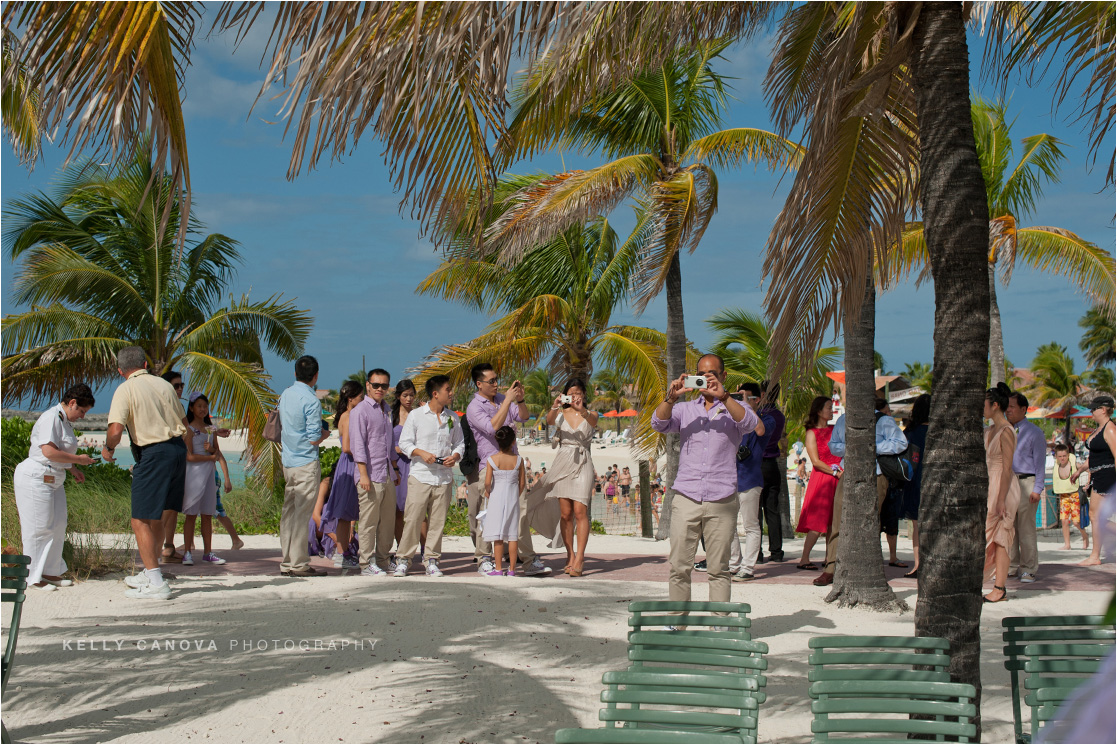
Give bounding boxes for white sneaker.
[333,552,344,568]
[124,573,149,588]
[478,558,495,575]
[33,582,58,592]
[425,559,443,577]
[523,557,552,576]
[393,558,409,577]
[361,564,386,577]
[181,551,194,566]
[124,582,172,600]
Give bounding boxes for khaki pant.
[728,487,764,573]
[668,493,739,602]
[1009,475,1039,576]
[280,461,321,572]
[822,474,890,576]
[357,479,397,570]
[398,477,452,561]
[466,473,492,559]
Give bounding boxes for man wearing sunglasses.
[466,363,552,576]
[351,369,401,577]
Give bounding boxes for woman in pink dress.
[983,382,1020,603]
[796,396,840,569]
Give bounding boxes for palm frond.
[999,132,1067,220]
[1013,226,1115,309]
[1078,305,1116,368]
[1,30,41,164]
[683,127,804,170]
[970,98,1014,211]
[175,293,312,365]
[595,325,670,458]
[486,155,660,263]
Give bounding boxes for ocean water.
[102,449,249,486]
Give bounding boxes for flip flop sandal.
[161,552,184,563]
[796,563,819,570]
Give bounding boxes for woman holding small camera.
[13,384,97,591]
[533,378,598,576]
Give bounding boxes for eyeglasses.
[172,383,184,391]
[481,377,499,385]
[368,382,390,391]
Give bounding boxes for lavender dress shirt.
[1013,418,1047,495]
[349,397,395,484]
[652,397,759,502]
[466,392,527,474]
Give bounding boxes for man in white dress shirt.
[395,375,465,577]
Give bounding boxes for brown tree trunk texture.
[639,459,653,538]
[988,262,1005,386]
[910,2,992,736]
[827,259,908,611]
[656,251,687,540]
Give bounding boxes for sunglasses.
[481,377,499,385]
[173,383,185,390]
[367,382,390,391]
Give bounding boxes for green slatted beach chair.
[807,636,952,697]
[628,601,752,640]
[809,679,978,743]
[555,670,760,744]
[1002,614,1115,744]
[1023,641,1114,741]
[626,631,769,704]
[2,555,31,744]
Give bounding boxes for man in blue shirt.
[757,381,786,562]
[814,397,908,587]
[1006,392,1047,583]
[278,355,329,577]
[728,383,775,581]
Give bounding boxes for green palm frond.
[595,326,670,458]
[1,31,41,164]
[1013,227,1115,309]
[1025,342,1084,411]
[971,98,1015,211]
[175,294,312,366]
[1079,305,1116,368]
[998,132,1066,220]
[684,127,804,171]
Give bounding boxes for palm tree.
[706,308,840,443]
[1027,342,1086,443]
[591,368,631,434]
[1079,305,1117,369]
[482,38,801,498]
[889,98,1115,384]
[410,175,667,456]
[902,362,934,394]
[1,30,40,164]
[1,154,312,480]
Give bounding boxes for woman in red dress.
[796,396,841,569]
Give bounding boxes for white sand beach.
[3,531,1111,744]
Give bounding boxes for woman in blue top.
[900,394,930,579]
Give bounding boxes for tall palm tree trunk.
[910,2,992,732]
[828,259,907,611]
[656,252,686,540]
[989,262,1006,386]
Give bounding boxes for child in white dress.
[483,426,526,576]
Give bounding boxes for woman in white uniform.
[13,384,97,591]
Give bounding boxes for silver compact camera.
[683,375,708,390]
[559,395,573,405]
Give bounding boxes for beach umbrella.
[1025,406,1046,419]
[603,410,620,417]
[618,409,639,417]
[1070,406,1093,418]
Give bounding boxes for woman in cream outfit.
[531,378,598,576]
[13,384,97,591]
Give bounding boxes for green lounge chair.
[2,555,31,744]
[1002,614,1115,743]
[1023,641,1114,741]
[627,601,752,640]
[808,635,952,695]
[809,679,978,743]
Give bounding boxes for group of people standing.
[13,346,242,599]
[277,359,604,580]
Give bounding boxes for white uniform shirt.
[398,403,465,486]
[28,404,78,470]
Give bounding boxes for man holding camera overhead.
[653,354,759,603]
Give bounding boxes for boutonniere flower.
[447,416,455,431]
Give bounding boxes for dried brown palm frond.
[762,2,919,381]
[2,1,198,242]
[978,1,1116,185]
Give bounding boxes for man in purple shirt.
[350,368,400,576]
[465,363,551,576]
[757,381,786,563]
[1006,392,1046,583]
[652,354,758,603]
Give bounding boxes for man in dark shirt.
[757,381,786,563]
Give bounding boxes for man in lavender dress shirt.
[1006,392,1046,583]
[652,354,759,603]
[350,369,400,576]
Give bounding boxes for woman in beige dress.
[533,378,598,576]
[983,382,1020,603]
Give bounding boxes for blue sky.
[2,15,1113,411]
